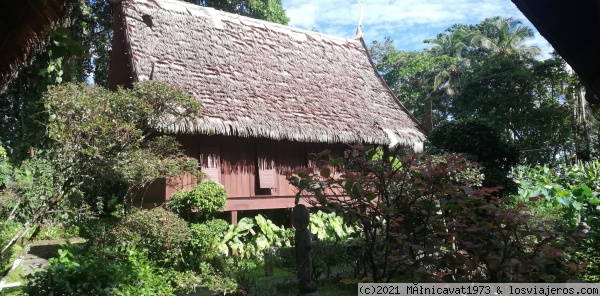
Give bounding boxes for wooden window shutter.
[199,143,221,183]
[257,142,277,189]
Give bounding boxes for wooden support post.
[229,211,239,255]
[231,211,238,225]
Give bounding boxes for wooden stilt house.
[107,0,427,222]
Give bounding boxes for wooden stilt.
[231,210,238,225]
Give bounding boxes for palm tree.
[425,29,472,58]
[473,17,541,58]
[425,29,477,95]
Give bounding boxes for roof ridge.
[144,0,359,45]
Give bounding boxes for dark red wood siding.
[143,134,348,211]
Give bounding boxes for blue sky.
[281,0,555,59]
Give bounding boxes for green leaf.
[589,197,600,205]
[344,179,355,195]
[557,197,572,206]
[366,193,377,201]
[580,184,593,197]
[53,27,71,37]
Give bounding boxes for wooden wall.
[155,134,346,211]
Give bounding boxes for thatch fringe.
[157,118,425,152]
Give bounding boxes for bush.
[1,221,23,275]
[79,216,120,242]
[26,244,119,295]
[309,210,356,241]
[513,161,600,281]
[109,248,175,296]
[105,208,189,268]
[167,270,204,294]
[182,213,357,292]
[168,181,227,222]
[274,240,357,283]
[225,257,260,292]
[186,219,229,265]
[289,146,585,282]
[581,213,600,282]
[197,262,237,295]
[36,223,80,240]
[427,119,519,195]
[25,244,175,296]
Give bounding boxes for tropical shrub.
[36,223,80,240]
[184,211,356,291]
[270,211,360,282]
[101,208,189,268]
[43,81,202,214]
[167,270,204,294]
[437,192,583,282]
[197,262,238,295]
[219,211,351,260]
[186,218,229,268]
[581,214,600,282]
[25,243,175,296]
[168,181,227,222]
[109,248,175,296]
[274,240,355,283]
[427,119,519,195]
[252,214,294,252]
[1,81,203,263]
[227,257,261,292]
[1,150,54,275]
[288,146,585,282]
[309,210,356,241]
[514,162,600,221]
[183,216,291,294]
[204,215,293,260]
[26,244,120,295]
[513,161,600,282]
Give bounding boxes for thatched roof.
[0,0,73,91]
[116,0,426,150]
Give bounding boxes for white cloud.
[282,0,555,58]
[524,32,555,60]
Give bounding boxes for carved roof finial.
[354,0,363,39]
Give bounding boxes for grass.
[2,243,23,275]
[185,263,358,295]
[1,286,25,296]
[1,224,34,278]
[249,263,357,296]
[252,278,356,296]
[6,265,26,284]
[35,224,79,241]
[254,265,294,281]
